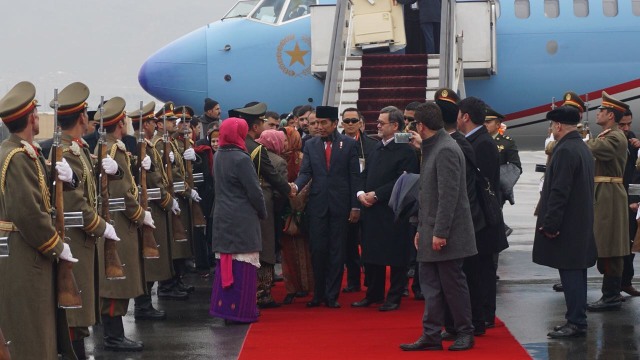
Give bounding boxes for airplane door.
[456,0,497,77]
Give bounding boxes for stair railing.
[322,0,353,106]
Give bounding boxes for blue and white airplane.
[138,0,640,146]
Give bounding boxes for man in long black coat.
[533,106,596,338]
[352,106,419,311]
[457,97,508,329]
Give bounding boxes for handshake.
[288,183,297,198]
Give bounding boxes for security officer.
[54,82,122,358]
[98,98,156,352]
[585,91,630,311]
[0,81,77,359]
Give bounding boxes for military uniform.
[585,91,630,311]
[0,82,76,360]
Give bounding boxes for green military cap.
[50,82,89,116]
[485,107,505,121]
[229,102,267,120]
[562,91,586,113]
[0,81,38,123]
[434,88,460,105]
[174,105,194,120]
[599,91,629,113]
[154,101,177,121]
[100,97,126,127]
[128,101,156,123]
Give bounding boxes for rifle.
[582,93,591,139]
[137,101,160,258]
[51,88,82,309]
[0,326,9,360]
[96,97,126,280]
[182,112,206,228]
[163,109,188,242]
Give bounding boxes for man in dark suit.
[533,106,596,338]
[293,106,362,308]
[395,0,442,54]
[352,106,419,311]
[457,97,508,329]
[341,107,378,293]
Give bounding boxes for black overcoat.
[361,140,419,266]
[533,131,597,269]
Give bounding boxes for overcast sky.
[0,0,237,112]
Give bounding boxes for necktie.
[325,141,332,170]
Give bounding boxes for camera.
[394,132,412,144]
[535,164,546,173]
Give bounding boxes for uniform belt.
[594,176,623,183]
[0,221,18,232]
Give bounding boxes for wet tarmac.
[84,151,640,359]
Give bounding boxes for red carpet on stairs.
[239,281,530,359]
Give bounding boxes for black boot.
[158,277,189,300]
[588,276,622,311]
[71,339,87,360]
[134,292,167,320]
[102,315,144,352]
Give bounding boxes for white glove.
[637,148,640,158]
[169,151,175,163]
[102,222,120,241]
[183,148,196,161]
[171,198,181,215]
[190,189,202,202]
[143,210,156,228]
[56,158,73,184]
[60,243,78,263]
[141,155,151,171]
[102,155,118,175]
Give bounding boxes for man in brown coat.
[585,91,630,311]
[0,81,77,359]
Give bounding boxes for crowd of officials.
[0,77,636,359]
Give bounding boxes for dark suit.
[294,130,361,303]
[397,0,441,54]
[465,125,508,325]
[623,130,639,287]
[360,139,419,304]
[342,130,379,290]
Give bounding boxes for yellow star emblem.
[285,42,309,66]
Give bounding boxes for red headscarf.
[283,126,302,182]
[257,129,286,155]
[218,117,248,151]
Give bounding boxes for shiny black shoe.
[104,336,144,352]
[547,323,586,338]
[485,321,495,329]
[351,298,383,308]
[282,293,296,305]
[295,291,309,298]
[258,300,281,309]
[399,336,443,351]
[378,302,400,312]
[342,285,361,293]
[440,331,456,341]
[325,300,341,309]
[552,283,564,292]
[448,334,474,351]
[177,279,195,293]
[587,296,622,312]
[414,291,425,300]
[402,289,410,297]
[306,298,323,308]
[158,288,189,301]
[134,307,167,321]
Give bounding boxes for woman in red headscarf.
[279,126,314,304]
[209,118,266,324]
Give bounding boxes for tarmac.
[84,151,640,359]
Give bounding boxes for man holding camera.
[353,106,419,311]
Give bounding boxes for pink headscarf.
[218,117,248,151]
[257,129,286,155]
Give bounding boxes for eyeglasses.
[377,120,391,126]
[343,118,360,124]
[404,116,414,122]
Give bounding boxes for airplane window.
[284,0,318,22]
[251,0,287,24]
[573,0,589,17]
[544,0,560,18]
[514,0,530,18]
[223,0,260,19]
[634,0,640,16]
[603,0,618,16]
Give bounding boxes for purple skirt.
[210,259,258,323]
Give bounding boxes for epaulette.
[20,140,38,160]
[64,141,82,156]
[33,142,42,151]
[80,138,90,148]
[598,129,612,138]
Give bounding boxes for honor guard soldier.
[0,82,77,359]
[152,102,194,298]
[546,92,587,157]
[586,91,630,311]
[131,102,178,316]
[54,82,123,358]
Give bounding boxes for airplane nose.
[138,27,207,103]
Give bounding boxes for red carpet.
[239,280,530,359]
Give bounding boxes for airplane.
[138,0,640,149]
